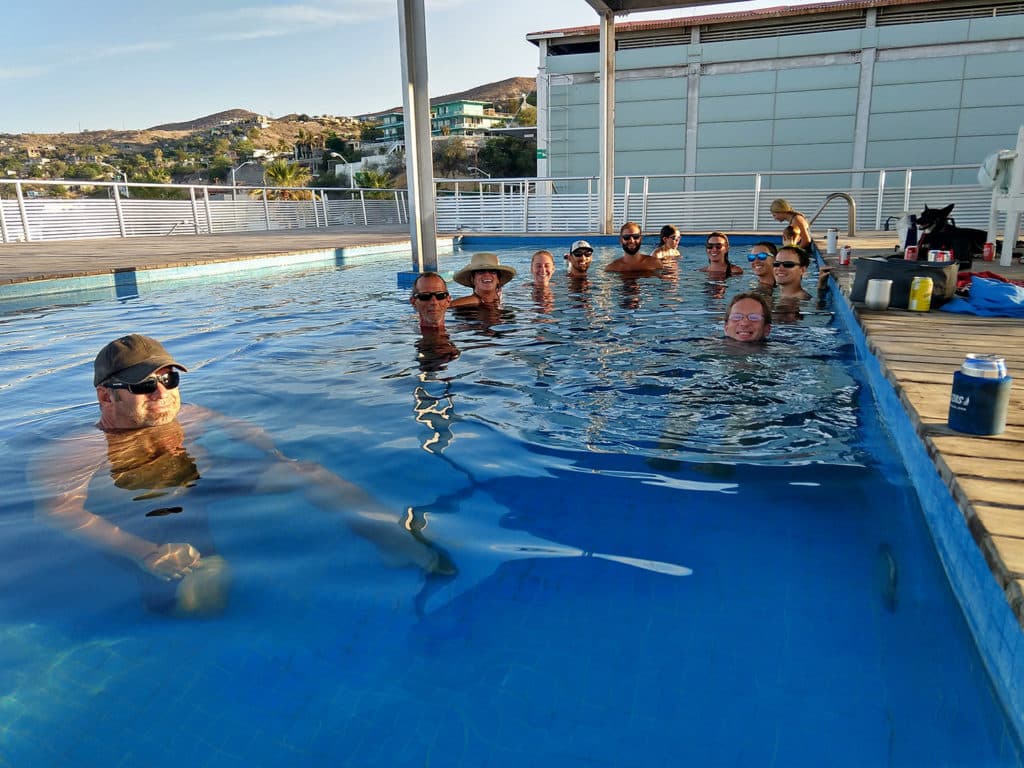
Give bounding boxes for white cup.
[865,278,893,310]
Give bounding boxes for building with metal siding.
[528,0,1024,190]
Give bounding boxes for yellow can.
[908,276,933,312]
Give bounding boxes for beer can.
[904,245,919,261]
[983,242,995,261]
[839,245,852,265]
[908,276,933,312]
[935,250,952,263]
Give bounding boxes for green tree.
[130,168,187,200]
[478,136,536,178]
[516,105,537,127]
[433,137,468,177]
[262,159,312,199]
[360,121,382,143]
[353,168,393,199]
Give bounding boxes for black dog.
[916,204,987,267]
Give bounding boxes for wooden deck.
[826,237,1024,626]
[1,227,1022,626]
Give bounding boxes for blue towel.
[939,277,1024,317]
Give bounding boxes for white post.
[397,0,439,272]
[875,169,887,230]
[752,173,762,229]
[202,186,213,234]
[14,182,31,242]
[112,183,127,237]
[0,187,8,243]
[360,189,368,225]
[902,168,912,215]
[262,188,271,230]
[598,9,616,235]
[189,186,200,234]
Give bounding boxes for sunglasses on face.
[773,261,802,269]
[621,234,642,241]
[747,253,771,262]
[706,243,727,250]
[571,249,593,257]
[105,370,180,395]
[728,312,765,322]
[414,291,449,301]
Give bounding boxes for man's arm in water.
[29,430,201,581]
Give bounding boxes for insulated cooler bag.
[849,256,958,309]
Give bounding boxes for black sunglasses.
[105,370,180,395]
[414,291,449,301]
[571,249,593,256]
[706,243,727,250]
[621,234,642,240]
[773,260,802,269]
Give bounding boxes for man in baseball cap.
[565,240,594,278]
[94,334,189,431]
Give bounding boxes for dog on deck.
[916,204,987,266]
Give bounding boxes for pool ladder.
[808,192,857,236]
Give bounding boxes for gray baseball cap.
[94,334,188,386]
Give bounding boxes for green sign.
[536,148,547,159]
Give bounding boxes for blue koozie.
[947,354,1012,435]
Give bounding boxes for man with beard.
[605,222,662,273]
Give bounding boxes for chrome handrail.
[808,192,857,237]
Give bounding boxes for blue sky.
[3,0,827,134]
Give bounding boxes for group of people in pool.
[410,197,819,345]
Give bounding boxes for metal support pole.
[15,182,31,242]
[523,180,530,232]
[640,176,649,232]
[902,168,912,215]
[397,0,439,272]
[394,190,403,224]
[312,189,321,228]
[598,9,616,235]
[202,186,213,234]
[0,188,8,243]
[752,173,762,229]
[875,169,887,230]
[262,189,271,230]
[189,186,200,234]
[360,190,368,225]
[112,183,127,237]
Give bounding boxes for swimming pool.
[1,238,1020,767]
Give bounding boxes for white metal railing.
[0,165,994,244]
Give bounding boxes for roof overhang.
[584,0,743,11]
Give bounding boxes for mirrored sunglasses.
[747,253,771,262]
[105,370,180,395]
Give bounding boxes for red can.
[839,245,852,265]
[983,242,995,261]
[904,245,919,261]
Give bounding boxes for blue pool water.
[0,238,1020,767]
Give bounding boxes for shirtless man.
[409,272,452,332]
[724,292,772,343]
[565,240,594,279]
[605,222,661,273]
[31,334,451,616]
[773,246,812,301]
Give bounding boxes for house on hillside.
[431,100,515,137]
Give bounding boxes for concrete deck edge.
[831,277,1024,743]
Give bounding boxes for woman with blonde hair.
[770,199,812,249]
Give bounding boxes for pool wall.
[831,279,1024,742]
[0,240,452,302]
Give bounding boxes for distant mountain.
[148,109,261,132]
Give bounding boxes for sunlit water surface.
[0,241,1019,767]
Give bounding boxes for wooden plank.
[975,504,1024,538]
[941,454,1024,481]
[991,536,1024,576]
[932,435,1024,459]
[957,476,1024,507]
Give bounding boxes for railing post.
[112,183,127,237]
[203,186,213,234]
[312,189,321,228]
[522,180,530,232]
[903,168,912,215]
[0,188,8,243]
[359,190,368,225]
[262,189,271,230]
[394,190,403,225]
[875,169,887,229]
[15,182,32,242]
[752,173,762,229]
[623,177,631,224]
[588,177,594,231]
[189,187,201,234]
[321,190,330,226]
[640,176,649,232]
[454,181,461,230]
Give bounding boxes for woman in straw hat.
[450,252,517,308]
[769,199,812,249]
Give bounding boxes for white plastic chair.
[983,125,1024,266]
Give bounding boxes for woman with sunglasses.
[700,231,743,277]
[450,252,517,308]
[747,241,778,290]
[650,224,681,262]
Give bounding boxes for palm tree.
[354,168,393,200]
[261,159,312,200]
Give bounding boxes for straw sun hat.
[453,252,517,288]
